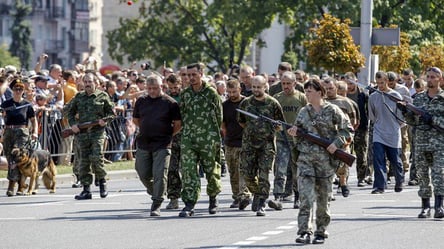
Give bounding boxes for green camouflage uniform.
[179,81,223,204]
[273,91,306,198]
[326,96,356,183]
[295,102,353,238]
[67,90,115,186]
[238,95,284,201]
[405,89,444,197]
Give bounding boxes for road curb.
[0,169,138,189]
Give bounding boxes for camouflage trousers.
[273,140,296,196]
[240,142,275,200]
[352,128,369,181]
[400,126,410,172]
[297,175,333,237]
[180,139,222,204]
[77,131,107,185]
[416,149,444,197]
[225,145,250,200]
[167,134,181,199]
[3,128,29,182]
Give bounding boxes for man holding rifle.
[399,66,444,219]
[287,78,353,244]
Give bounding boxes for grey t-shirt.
[368,89,403,148]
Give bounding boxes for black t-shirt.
[1,98,35,125]
[222,96,245,147]
[133,94,181,151]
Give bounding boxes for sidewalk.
[0,169,138,189]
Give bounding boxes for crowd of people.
[1,56,444,244]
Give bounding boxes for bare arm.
[172,120,182,135]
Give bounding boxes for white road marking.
[0,217,36,221]
[262,230,284,235]
[276,225,295,229]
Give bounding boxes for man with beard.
[238,75,285,216]
[221,79,251,210]
[179,63,223,217]
[67,72,115,200]
[164,73,182,209]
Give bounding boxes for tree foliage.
[108,0,295,73]
[418,43,444,74]
[0,44,21,68]
[304,14,365,74]
[9,0,32,70]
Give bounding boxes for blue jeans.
[372,142,405,190]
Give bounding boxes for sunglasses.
[13,88,24,92]
[427,67,442,75]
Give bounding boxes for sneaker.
[268,199,283,211]
[312,235,325,244]
[341,185,350,197]
[357,180,366,187]
[229,199,240,208]
[295,233,311,244]
[365,177,373,185]
[166,198,179,209]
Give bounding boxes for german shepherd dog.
[11,148,57,195]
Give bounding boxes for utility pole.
[358,0,373,85]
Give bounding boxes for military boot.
[293,191,300,209]
[209,196,218,214]
[238,197,251,211]
[72,174,82,188]
[75,185,92,200]
[268,199,283,211]
[251,194,260,212]
[99,179,108,198]
[418,198,431,218]
[179,202,195,217]
[150,201,162,217]
[256,198,266,216]
[166,198,179,209]
[434,195,444,219]
[6,181,15,197]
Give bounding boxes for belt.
[5,125,27,129]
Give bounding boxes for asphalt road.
[0,170,443,249]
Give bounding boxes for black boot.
[418,198,431,218]
[72,174,82,188]
[293,191,300,209]
[99,179,108,198]
[256,198,266,216]
[179,202,195,217]
[75,185,92,200]
[209,196,218,214]
[434,195,444,219]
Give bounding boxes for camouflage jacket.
[428,90,444,148]
[67,90,115,130]
[238,95,284,149]
[405,89,444,151]
[179,81,222,141]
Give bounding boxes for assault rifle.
[0,103,33,113]
[350,80,444,132]
[61,117,113,138]
[236,109,356,166]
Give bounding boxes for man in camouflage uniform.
[324,77,357,197]
[178,63,223,217]
[272,71,307,208]
[67,72,115,200]
[400,67,444,219]
[238,75,285,216]
[288,79,353,244]
[165,73,183,210]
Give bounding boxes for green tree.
[0,44,21,68]
[9,0,32,69]
[304,14,365,74]
[418,43,444,74]
[108,0,296,73]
